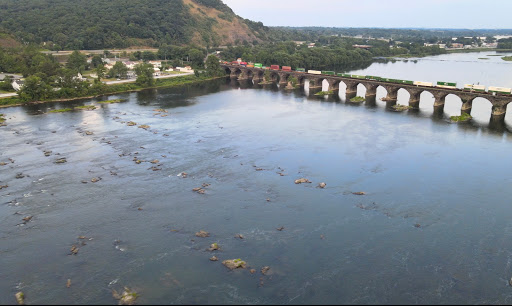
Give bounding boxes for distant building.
[352,44,372,50]
[11,79,24,91]
[451,43,463,49]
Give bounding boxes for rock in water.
[222,259,247,270]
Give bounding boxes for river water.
[1,51,512,304]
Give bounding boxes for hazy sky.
[221,0,512,29]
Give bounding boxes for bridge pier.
[364,84,378,97]
[491,105,507,119]
[383,85,399,102]
[278,72,289,86]
[460,96,475,115]
[433,92,448,111]
[407,89,422,109]
[327,79,340,92]
[345,81,358,95]
[309,79,322,89]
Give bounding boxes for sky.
[221,0,512,29]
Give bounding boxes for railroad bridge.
[221,64,512,120]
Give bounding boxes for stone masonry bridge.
[221,64,512,120]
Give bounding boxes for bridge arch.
[418,91,435,110]
[471,97,493,122]
[396,88,411,105]
[231,67,242,79]
[442,93,464,116]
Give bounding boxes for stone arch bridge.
[221,64,512,120]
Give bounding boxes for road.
[104,71,194,85]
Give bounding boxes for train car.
[463,84,486,92]
[254,63,263,68]
[296,68,306,72]
[436,81,457,89]
[282,66,292,72]
[246,64,254,68]
[270,65,280,70]
[240,62,247,67]
[365,75,381,81]
[392,79,414,85]
[488,86,512,95]
[230,61,239,65]
[351,75,366,79]
[308,70,322,75]
[337,73,351,78]
[322,71,335,75]
[413,81,434,87]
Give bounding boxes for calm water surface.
[1,52,512,304]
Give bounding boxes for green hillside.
[0,0,269,50]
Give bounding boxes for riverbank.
[0,73,225,108]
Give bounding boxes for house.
[308,43,316,48]
[353,44,372,50]
[11,79,24,91]
[451,43,463,49]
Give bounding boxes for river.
[1,51,512,304]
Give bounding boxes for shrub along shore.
[0,74,224,108]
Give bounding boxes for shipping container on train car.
[413,81,434,87]
[240,62,247,67]
[322,71,335,75]
[296,68,306,72]
[351,75,366,79]
[230,61,239,65]
[488,86,512,95]
[270,65,280,70]
[254,63,263,68]
[463,84,486,92]
[282,66,292,72]
[365,75,381,81]
[337,73,351,78]
[246,64,254,68]
[436,81,457,89]
[308,70,322,75]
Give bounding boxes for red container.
[230,61,239,65]
[270,65,280,70]
[282,66,292,71]
[240,62,247,65]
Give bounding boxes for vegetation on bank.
[502,56,512,61]
[450,112,472,122]
[314,90,334,96]
[349,96,366,103]
[97,99,126,104]
[391,104,412,111]
[0,73,223,107]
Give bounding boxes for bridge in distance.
[221,64,512,121]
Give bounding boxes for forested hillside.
[0,0,268,50]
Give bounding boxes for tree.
[205,55,223,77]
[95,64,107,80]
[90,55,104,68]
[18,75,53,102]
[134,63,154,86]
[66,50,88,73]
[108,61,128,79]
[189,48,205,68]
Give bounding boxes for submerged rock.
[55,157,67,164]
[15,292,24,305]
[235,234,244,239]
[66,279,72,288]
[210,256,218,261]
[126,121,137,126]
[112,287,138,305]
[261,266,270,275]
[294,178,311,184]
[222,258,247,270]
[317,182,326,188]
[195,230,210,238]
[208,243,219,251]
[352,191,366,195]
[276,226,284,231]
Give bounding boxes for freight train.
[224,61,512,96]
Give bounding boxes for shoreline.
[0,75,226,109]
